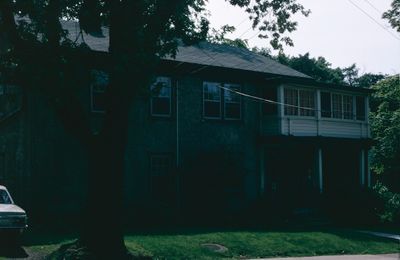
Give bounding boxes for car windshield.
[0,190,12,204]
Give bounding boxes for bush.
[373,182,400,224]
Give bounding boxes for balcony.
[260,115,370,139]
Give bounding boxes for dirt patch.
[201,243,228,253]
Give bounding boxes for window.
[332,93,342,119]
[90,70,108,113]
[343,95,353,119]
[284,88,298,116]
[150,77,172,117]
[299,90,315,117]
[321,92,332,118]
[262,87,277,116]
[284,88,315,117]
[224,84,241,120]
[203,82,242,120]
[203,82,222,119]
[356,96,366,121]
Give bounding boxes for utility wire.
[361,0,383,15]
[346,0,400,41]
[218,84,318,112]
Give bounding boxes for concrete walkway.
[253,253,399,260]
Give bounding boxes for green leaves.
[383,0,400,32]
[370,75,400,191]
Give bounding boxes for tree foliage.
[383,0,400,32]
[276,52,346,85]
[370,75,400,192]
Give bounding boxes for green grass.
[2,228,398,259]
[123,230,400,259]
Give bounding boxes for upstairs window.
[203,82,242,120]
[224,84,241,120]
[356,96,366,121]
[343,95,353,119]
[151,77,172,117]
[322,92,363,120]
[284,88,298,116]
[321,92,332,118]
[332,93,343,119]
[284,88,315,117]
[91,70,108,113]
[299,90,315,117]
[203,82,222,119]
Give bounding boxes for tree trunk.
[79,99,130,258]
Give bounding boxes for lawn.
[123,229,400,259]
[3,228,397,259]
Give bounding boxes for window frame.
[223,83,242,120]
[150,76,172,117]
[342,94,354,120]
[203,81,222,119]
[355,96,366,121]
[321,91,332,118]
[283,87,316,117]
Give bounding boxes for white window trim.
[150,77,172,117]
[203,82,222,119]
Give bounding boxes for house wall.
[123,74,262,211]
[0,68,373,219]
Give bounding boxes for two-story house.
[0,22,373,220]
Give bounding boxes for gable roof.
[62,21,311,79]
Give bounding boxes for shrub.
[373,182,400,224]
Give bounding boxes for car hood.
[0,204,26,215]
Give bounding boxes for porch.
[258,136,373,211]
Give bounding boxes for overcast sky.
[206,0,400,75]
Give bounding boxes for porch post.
[367,149,371,188]
[360,149,365,187]
[317,148,323,193]
[260,146,265,195]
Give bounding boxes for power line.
[237,26,255,38]
[235,17,248,29]
[346,0,400,41]
[361,0,383,15]
[218,84,318,112]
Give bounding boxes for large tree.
[370,75,400,192]
[275,52,346,85]
[0,0,309,258]
[383,0,400,32]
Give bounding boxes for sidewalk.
[253,253,399,260]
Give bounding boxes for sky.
[206,0,400,75]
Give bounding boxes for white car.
[0,185,28,235]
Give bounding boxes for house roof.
[62,21,311,79]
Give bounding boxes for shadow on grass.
[21,228,77,247]
[0,243,28,258]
